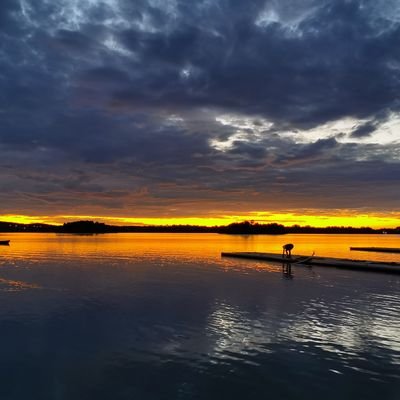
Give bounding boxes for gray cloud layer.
[0,0,399,217]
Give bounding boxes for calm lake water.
[0,233,399,400]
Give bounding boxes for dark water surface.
[0,233,399,400]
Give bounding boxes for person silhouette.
[282,243,294,258]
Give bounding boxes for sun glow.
[1,211,399,229]
[0,215,63,225]
[245,211,400,229]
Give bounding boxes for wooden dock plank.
[350,247,400,254]
[221,252,400,274]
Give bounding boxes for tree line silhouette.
[0,220,399,234]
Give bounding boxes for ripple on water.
[1,233,400,399]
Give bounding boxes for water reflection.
[1,232,400,263]
[282,262,293,278]
[0,233,399,399]
[0,277,41,292]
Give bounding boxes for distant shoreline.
[1,220,399,235]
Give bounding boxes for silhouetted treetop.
[60,221,109,233]
[220,221,286,235]
[0,220,398,234]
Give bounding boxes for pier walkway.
[221,252,400,274]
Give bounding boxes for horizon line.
[0,212,399,229]
[0,218,398,231]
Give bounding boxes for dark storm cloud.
[0,0,21,32]
[272,138,340,166]
[3,1,400,120]
[0,0,400,216]
[99,0,400,126]
[350,122,377,138]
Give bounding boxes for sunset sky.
[1,0,399,227]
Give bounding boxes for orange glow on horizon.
[0,215,63,225]
[1,211,399,229]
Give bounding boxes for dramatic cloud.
[0,0,399,220]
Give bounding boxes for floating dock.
[221,252,400,274]
[350,247,400,254]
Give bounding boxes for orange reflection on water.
[1,233,400,264]
[0,233,230,263]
